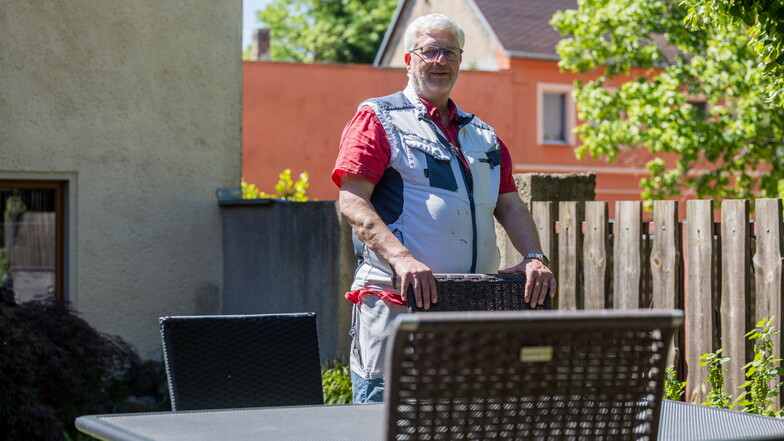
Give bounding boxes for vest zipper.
[425,117,478,273]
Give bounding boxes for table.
[76,400,784,441]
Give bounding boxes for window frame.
[537,83,576,146]
[0,176,73,302]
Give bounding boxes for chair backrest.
[406,273,551,312]
[159,313,323,411]
[384,308,683,441]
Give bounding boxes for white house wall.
[1,0,242,358]
[379,0,502,71]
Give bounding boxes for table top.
[76,400,784,441]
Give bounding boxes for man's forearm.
[338,189,412,267]
[494,193,543,256]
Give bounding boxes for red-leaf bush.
[0,299,165,441]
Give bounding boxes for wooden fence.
[527,198,784,406]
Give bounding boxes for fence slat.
[531,202,555,261]
[584,201,610,309]
[558,202,581,310]
[686,200,715,404]
[754,198,784,328]
[532,202,556,304]
[753,198,784,409]
[613,201,642,309]
[720,199,751,398]
[651,200,681,365]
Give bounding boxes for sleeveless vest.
[351,86,502,293]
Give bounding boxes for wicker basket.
[406,273,551,312]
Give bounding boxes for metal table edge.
[76,415,157,441]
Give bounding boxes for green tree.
[257,0,398,63]
[551,0,784,203]
[682,0,784,106]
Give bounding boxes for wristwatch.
[524,253,550,266]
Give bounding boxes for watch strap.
[523,253,550,266]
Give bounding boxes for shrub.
[242,169,310,202]
[664,364,686,401]
[695,317,784,415]
[700,348,733,409]
[0,299,165,441]
[737,317,784,416]
[321,360,352,405]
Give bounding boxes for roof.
[472,0,578,60]
[373,0,583,67]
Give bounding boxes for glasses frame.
[409,45,464,62]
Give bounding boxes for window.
[0,180,67,304]
[543,93,566,142]
[537,83,575,146]
[687,100,707,118]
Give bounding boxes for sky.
[243,0,275,49]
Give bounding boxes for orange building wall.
[243,62,405,202]
[242,60,675,209]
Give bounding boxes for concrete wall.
[221,200,355,363]
[514,173,597,206]
[1,0,242,358]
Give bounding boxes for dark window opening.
[688,100,707,117]
[1,181,66,304]
[543,92,567,143]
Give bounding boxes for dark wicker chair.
[406,273,551,312]
[159,313,323,411]
[384,308,683,441]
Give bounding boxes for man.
[332,13,556,403]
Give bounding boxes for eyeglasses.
[409,45,463,62]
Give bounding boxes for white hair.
[403,13,465,51]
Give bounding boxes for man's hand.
[499,259,556,308]
[390,255,437,310]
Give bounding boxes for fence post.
[651,200,682,366]
[685,199,715,404]
[720,199,752,399]
[558,201,582,310]
[613,201,642,309]
[584,201,610,309]
[532,201,556,295]
[752,198,784,409]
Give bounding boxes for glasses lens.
[421,47,440,60]
[443,48,459,61]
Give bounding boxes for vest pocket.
[402,134,451,160]
[425,155,458,192]
[400,133,458,192]
[485,149,501,168]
